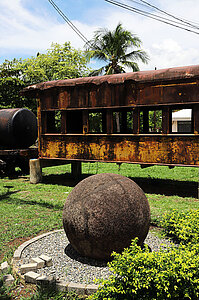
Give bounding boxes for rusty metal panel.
[26,64,199,169]
[30,79,199,110]
[133,108,140,134]
[37,99,42,154]
[21,65,199,96]
[111,84,126,106]
[78,88,88,108]
[106,110,113,134]
[125,82,137,105]
[193,104,199,134]
[162,107,171,134]
[39,134,199,166]
[22,65,199,110]
[40,90,58,110]
[162,83,199,104]
[58,88,67,109]
[89,86,97,107]
[68,86,89,108]
[137,82,199,106]
[137,84,162,105]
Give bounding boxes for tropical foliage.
[85,23,149,76]
[161,209,199,244]
[89,210,199,300]
[0,42,90,112]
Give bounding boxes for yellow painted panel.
[40,135,199,166]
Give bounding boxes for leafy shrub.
[89,239,199,300]
[90,210,199,299]
[160,209,199,244]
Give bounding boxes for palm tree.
[85,23,149,76]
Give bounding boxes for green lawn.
[1,162,199,299]
[1,162,199,262]
[43,161,199,182]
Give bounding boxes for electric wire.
[47,0,90,44]
[136,0,199,30]
[107,0,199,33]
[127,0,199,30]
[123,0,199,33]
[105,0,199,35]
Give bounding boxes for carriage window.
[113,112,121,133]
[149,110,162,133]
[55,111,61,132]
[42,111,61,133]
[140,109,162,133]
[88,111,106,133]
[66,110,83,133]
[113,110,133,133]
[127,111,134,132]
[172,108,192,133]
[42,110,83,134]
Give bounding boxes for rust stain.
[21,65,199,95]
[21,64,199,168]
[39,135,199,166]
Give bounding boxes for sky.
[0,0,199,71]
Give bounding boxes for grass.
[0,179,72,261]
[0,162,199,299]
[1,162,199,261]
[43,161,199,182]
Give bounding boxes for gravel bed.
[17,230,174,284]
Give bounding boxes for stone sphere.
[63,173,150,260]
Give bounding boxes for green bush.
[89,240,199,300]
[90,209,199,300]
[161,209,199,244]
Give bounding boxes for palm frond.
[120,61,140,72]
[88,66,106,76]
[122,50,149,64]
[86,50,110,62]
[84,23,149,75]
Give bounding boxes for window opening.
[88,111,106,133]
[112,110,133,133]
[140,109,162,133]
[172,108,192,133]
[41,111,62,133]
[127,111,133,132]
[149,110,162,132]
[55,111,61,132]
[66,110,83,133]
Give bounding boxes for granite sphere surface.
[63,173,150,260]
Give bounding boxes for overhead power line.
[47,0,89,44]
[137,0,199,31]
[105,0,199,35]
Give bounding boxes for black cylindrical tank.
[0,108,38,149]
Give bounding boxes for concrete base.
[29,159,42,184]
[29,159,82,184]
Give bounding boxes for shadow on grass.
[42,173,199,198]
[0,185,19,201]
[0,185,62,210]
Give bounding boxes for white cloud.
[0,0,98,59]
[0,0,199,72]
[101,0,199,70]
[146,39,199,70]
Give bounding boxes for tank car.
[0,108,38,175]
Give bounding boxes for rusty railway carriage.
[22,65,199,171]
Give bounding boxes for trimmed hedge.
[89,209,199,300]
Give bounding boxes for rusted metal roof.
[21,64,199,96]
